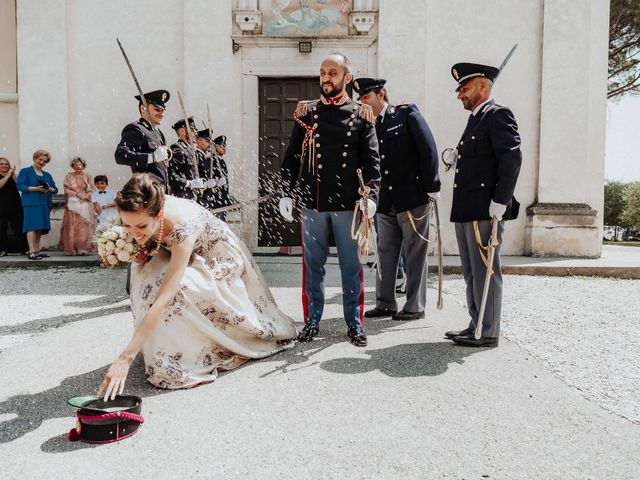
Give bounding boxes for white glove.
[489,200,507,221]
[206,178,217,189]
[358,198,377,219]
[188,178,206,189]
[217,177,228,187]
[427,191,441,200]
[442,148,458,167]
[279,197,294,222]
[151,145,170,163]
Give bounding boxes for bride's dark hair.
[115,173,165,217]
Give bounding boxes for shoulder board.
[295,100,318,117]
[358,103,375,124]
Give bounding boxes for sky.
[605,95,640,182]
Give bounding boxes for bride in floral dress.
[98,174,297,398]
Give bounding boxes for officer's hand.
[152,146,170,163]
[441,148,458,169]
[427,191,441,200]
[359,198,377,219]
[489,200,507,221]
[279,197,294,222]
[188,178,206,189]
[205,178,218,189]
[217,177,228,187]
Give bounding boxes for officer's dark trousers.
[455,220,505,338]
[301,208,363,328]
[376,204,430,313]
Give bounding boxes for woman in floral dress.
[59,157,96,255]
[98,174,296,397]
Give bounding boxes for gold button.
[318,164,323,169]
[480,183,484,187]
[460,141,464,145]
[380,140,384,144]
[316,143,320,148]
[317,153,322,158]
[342,152,347,157]
[314,115,318,119]
[315,133,320,138]
[381,154,385,159]
[471,136,475,140]
[344,144,348,147]
[389,186,393,190]
[313,123,318,128]
[384,170,389,174]
[351,114,356,118]
[348,121,354,126]
[347,132,352,136]
[313,107,317,111]
[342,163,347,168]
[455,169,459,173]
[458,154,462,159]
[395,132,398,135]
[454,183,457,188]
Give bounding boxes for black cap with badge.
[172,116,196,131]
[213,135,226,146]
[352,78,387,97]
[450,63,499,92]
[196,128,211,140]
[135,89,170,109]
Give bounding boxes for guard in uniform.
[211,135,231,212]
[443,62,522,347]
[355,78,441,321]
[279,53,381,347]
[168,116,204,200]
[195,129,225,218]
[115,89,172,192]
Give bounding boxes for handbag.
[67,196,93,223]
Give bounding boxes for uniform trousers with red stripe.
[301,208,364,328]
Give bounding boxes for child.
[91,175,118,227]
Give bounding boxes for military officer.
[279,52,381,347]
[115,89,172,192]
[211,135,231,212]
[444,62,522,347]
[355,78,441,321]
[168,116,205,200]
[194,129,225,217]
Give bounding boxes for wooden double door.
[258,77,321,246]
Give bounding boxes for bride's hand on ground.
[97,357,131,401]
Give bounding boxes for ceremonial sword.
[475,218,499,339]
[429,197,444,310]
[116,38,171,165]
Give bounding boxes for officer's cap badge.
[162,92,167,102]
[354,80,360,90]
[452,69,459,80]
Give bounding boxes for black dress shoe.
[364,307,397,318]
[297,323,320,342]
[392,310,425,321]
[347,325,367,347]
[452,334,499,347]
[444,327,473,339]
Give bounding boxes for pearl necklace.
[146,211,165,257]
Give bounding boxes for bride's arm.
[97,236,196,400]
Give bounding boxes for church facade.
[0,0,610,256]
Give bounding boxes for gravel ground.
[443,274,640,425]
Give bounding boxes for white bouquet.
[95,219,140,268]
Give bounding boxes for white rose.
[98,244,106,256]
[105,230,118,241]
[105,241,116,252]
[115,238,126,248]
[125,243,135,253]
[107,254,118,265]
[117,250,131,262]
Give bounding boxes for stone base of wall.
[524,202,601,258]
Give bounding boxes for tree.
[604,180,628,227]
[609,0,640,99]
[621,181,640,228]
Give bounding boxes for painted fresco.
[262,0,352,36]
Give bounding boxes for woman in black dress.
[0,157,29,256]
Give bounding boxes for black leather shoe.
[445,327,473,339]
[452,334,499,347]
[297,323,320,342]
[347,325,367,347]
[364,307,397,318]
[392,310,425,321]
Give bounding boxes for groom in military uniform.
[279,52,381,347]
[354,78,441,322]
[115,89,172,193]
[443,62,522,347]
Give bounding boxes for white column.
[526,0,609,257]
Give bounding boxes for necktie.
[98,191,106,194]
[375,115,383,136]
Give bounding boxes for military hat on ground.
[196,128,211,140]
[451,63,499,92]
[172,116,196,131]
[135,89,170,109]
[213,135,227,146]
[352,78,387,96]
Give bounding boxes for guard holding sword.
[115,89,172,193]
[443,59,522,347]
[168,116,205,199]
